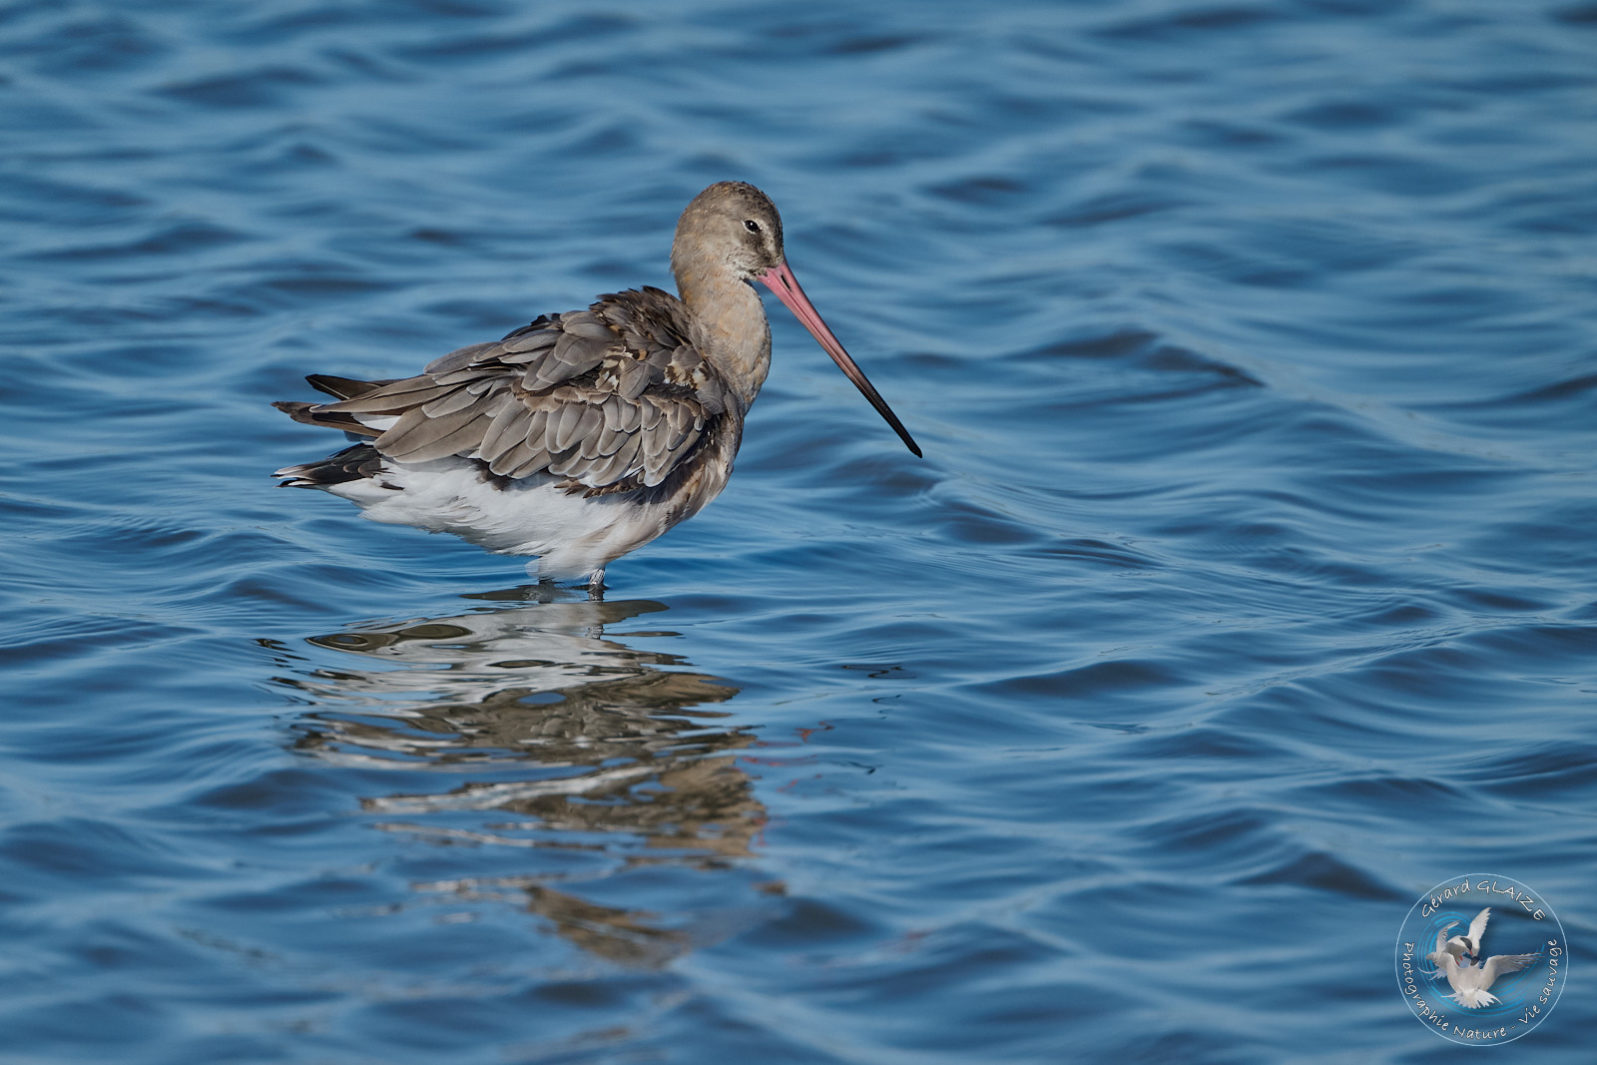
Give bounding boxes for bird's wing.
[1467,908,1492,951]
[1480,952,1538,987]
[1433,921,1460,957]
[302,288,734,494]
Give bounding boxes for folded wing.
[284,288,732,497]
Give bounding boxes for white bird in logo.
[1426,907,1539,1008]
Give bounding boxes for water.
[2,1,1594,1061]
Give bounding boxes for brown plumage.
[279,289,727,495]
[274,182,919,591]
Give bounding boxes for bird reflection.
[270,586,769,965]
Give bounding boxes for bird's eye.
[744,219,761,233]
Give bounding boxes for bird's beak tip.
[757,260,922,460]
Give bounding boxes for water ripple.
[2,1,1594,1063]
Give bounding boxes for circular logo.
[1394,874,1566,1045]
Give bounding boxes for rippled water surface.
[4,1,1595,1061]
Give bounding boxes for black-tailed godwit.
[274,181,919,591]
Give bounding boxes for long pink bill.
[757,261,922,458]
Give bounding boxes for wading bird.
[275,182,920,591]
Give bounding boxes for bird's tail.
[1451,988,1499,1009]
[274,443,388,488]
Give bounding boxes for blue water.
[3,1,1594,1061]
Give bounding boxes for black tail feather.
[275,443,391,489]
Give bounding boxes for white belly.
[326,456,712,580]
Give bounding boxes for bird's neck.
[674,265,771,411]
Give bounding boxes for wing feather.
[549,404,579,452]
[500,439,548,479]
[1434,921,1459,958]
[1467,909,1491,952]
[323,379,459,414]
[609,434,641,479]
[479,400,529,464]
[280,288,736,492]
[423,340,502,375]
[420,386,480,418]
[1481,953,1538,983]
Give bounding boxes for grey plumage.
[274,180,919,589]
[284,287,735,497]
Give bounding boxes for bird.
[1426,908,1539,1008]
[273,182,920,592]
[1449,906,1491,963]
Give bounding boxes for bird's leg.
[587,567,606,601]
